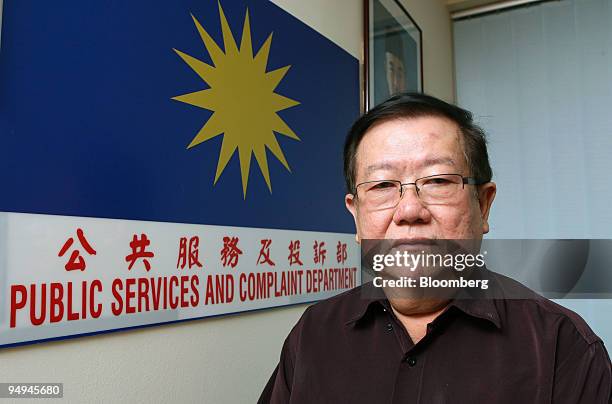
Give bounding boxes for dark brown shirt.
[260,272,611,403]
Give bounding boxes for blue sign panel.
[0,0,360,232]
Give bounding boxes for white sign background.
[0,212,360,347]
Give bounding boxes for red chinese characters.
[336,241,347,264]
[313,240,327,267]
[58,228,97,271]
[125,233,154,271]
[288,240,303,266]
[221,236,242,268]
[177,236,203,269]
[256,239,275,266]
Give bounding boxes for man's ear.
[477,182,496,234]
[345,193,361,244]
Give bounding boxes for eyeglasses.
[354,174,482,209]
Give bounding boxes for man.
[259,93,611,403]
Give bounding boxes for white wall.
[0,1,453,403]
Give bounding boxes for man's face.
[345,115,496,242]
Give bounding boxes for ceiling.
[446,0,507,13]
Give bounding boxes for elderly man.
[260,93,611,403]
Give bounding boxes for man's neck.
[389,300,450,344]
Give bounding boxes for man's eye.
[371,181,396,190]
[423,178,452,186]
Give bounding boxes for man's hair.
[343,92,493,194]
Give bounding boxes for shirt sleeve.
[552,338,612,403]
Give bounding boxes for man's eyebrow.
[365,158,457,175]
[420,157,457,168]
[365,162,396,174]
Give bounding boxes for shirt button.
[386,323,393,332]
[406,357,417,367]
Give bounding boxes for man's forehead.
[355,117,465,174]
[358,116,461,149]
[364,157,458,174]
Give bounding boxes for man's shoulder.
[491,272,602,346]
[301,284,374,326]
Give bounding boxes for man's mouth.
[392,238,437,246]
[391,238,438,250]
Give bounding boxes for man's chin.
[386,294,451,316]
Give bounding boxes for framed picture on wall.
[364,0,423,111]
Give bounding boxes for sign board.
[0,212,358,347]
[0,0,360,346]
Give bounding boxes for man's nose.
[391,184,432,226]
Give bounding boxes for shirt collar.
[450,295,502,329]
[344,276,502,329]
[343,282,386,326]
